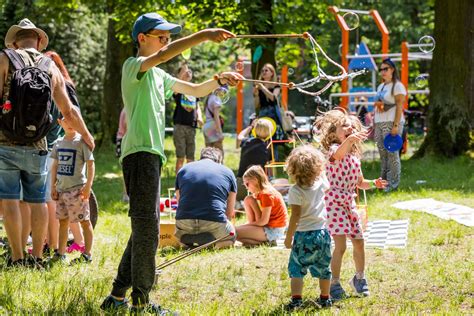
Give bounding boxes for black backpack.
[0,49,53,143]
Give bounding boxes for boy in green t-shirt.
[100,13,242,314]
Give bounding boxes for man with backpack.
[0,19,94,267]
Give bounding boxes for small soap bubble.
[415,73,429,88]
[287,68,294,76]
[235,61,244,72]
[214,85,230,104]
[343,12,360,31]
[418,35,436,54]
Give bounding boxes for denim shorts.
[44,156,54,202]
[288,229,332,279]
[0,145,48,203]
[175,219,236,242]
[263,226,286,242]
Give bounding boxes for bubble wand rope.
[228,32,367,96]
[155,233,234,273]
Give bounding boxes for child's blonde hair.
[314,108,365,158]
[286,145,326,187]
[254,118,273,140]
[243,165,281,197]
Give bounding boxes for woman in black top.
[253,63,285,140]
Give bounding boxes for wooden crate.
[159,220,181,248]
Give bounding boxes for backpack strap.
[3,49,26,71]
[36,56,52,72]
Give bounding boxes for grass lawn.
[0,133,473,314]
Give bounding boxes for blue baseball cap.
[132,13,182,42]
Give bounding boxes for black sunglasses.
[379,67,390,72]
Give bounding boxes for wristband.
[370,180,377,189]
[215,75,226,87]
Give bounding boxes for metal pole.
[337,8,371,15]
[347,53,402,59]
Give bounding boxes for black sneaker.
[130,303,177,315]
[284,298,303,311]
[6,257,25,267]
[316,297,333,308]
[70,253,92,265]
[46,251,67,267]
[24,256,45,270]
[100,295,129,311]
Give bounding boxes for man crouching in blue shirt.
[175,147,236,248]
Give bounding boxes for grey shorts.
[175,219,236,242]
[173,124,196,160]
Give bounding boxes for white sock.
[356,271,365,280]
[331,277,340,284]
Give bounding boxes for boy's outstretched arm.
[172,72,243,98]
[140,29,235,72]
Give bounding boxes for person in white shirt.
[373,58,407,192]
[284,145,332,310]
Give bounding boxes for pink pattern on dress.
[325,144,364,239]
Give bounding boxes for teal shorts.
[288,229,332,279]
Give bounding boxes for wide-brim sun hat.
[4,18,49,51]
[132,13,182,42]
[384,134,403,152]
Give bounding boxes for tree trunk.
[415,0,473,157]
[100,18,133,147]
[246,0,277,78]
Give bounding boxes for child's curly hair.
[286,145,326,187]
[314,108,366,158]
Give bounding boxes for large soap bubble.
[418,35,436,54]
[415,73,429,88]
[343,12,360,31]
[214,85,230,104]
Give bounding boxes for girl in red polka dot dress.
[315,110,387,300]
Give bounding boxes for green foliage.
[0,0,107,134]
